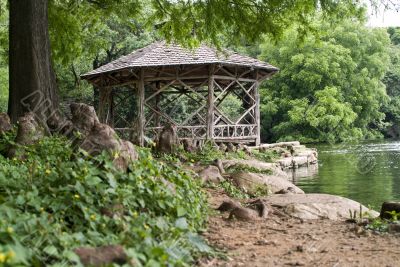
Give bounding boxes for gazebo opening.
[81,42,278,146]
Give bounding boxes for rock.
[259,141,301,152]
[14,112,45,146]
[222,159,288,179]
[198,165,224,184]
[100,204,125,218]
[0,113,12,134]
[70,103,99,136]
[112,140,138,171]
[229,207,259,221]
[219,143,227,152]
[242,145,252,155]
[276,187,297,194]
[246,199,269,218]
[380,202,400,220]
[226,142,236,152]
[217,199,242,212]
[213,159,225,174]
[80,123,137,171]
[46,111,73,136]
[157,124,178,154]
[230,172,304,196]
[388,224,400,233]
[181,138,195,153]
[74,245,127,266]
[263,194,379,220]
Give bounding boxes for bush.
[0,135,210,266]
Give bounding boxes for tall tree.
[9,0,58,123]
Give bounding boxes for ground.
[201,188,400,267]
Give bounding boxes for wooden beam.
[137,69,145,146]
[107,89,114,127]
[207,65,215,140]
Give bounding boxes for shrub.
[0,135,210,266]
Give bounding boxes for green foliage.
[226,164,273,176]
[252,150,280,163]
[0,135,210,266]
[208,180,250,200]
[259,19,391,143]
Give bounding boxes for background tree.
[258,19,390,143]
[7,0,367,123]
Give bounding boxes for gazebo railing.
[115,124,257,143]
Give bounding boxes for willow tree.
[8,0,391,124]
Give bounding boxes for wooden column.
[207,65,215,140]
[107,89,114,127]
[137,69,145,146]
[98,88,109,123]
[254,71,261,146]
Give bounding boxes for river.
[291,140,400,210]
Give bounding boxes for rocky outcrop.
[71,104,138,172]
[197,165,224,184]
[263,194,379,220]
[230,172,304,196]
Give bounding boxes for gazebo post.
[206,65,215,141]
[255,70,261,146]
[137,69,145,146]
[107,89,114,127]
[98,87,110,123]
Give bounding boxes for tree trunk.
[9,0,58,124]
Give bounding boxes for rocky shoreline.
[190,141,400,265]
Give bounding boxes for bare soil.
[201,188,400,267]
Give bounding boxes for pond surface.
[291,140,400,210]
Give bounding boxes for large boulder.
[14,112,45,146]
[69,103,137,171]
[263,194,379,220]
[8,112,45,158]
[230,172,304,196]
[80,123,137,171]
[0,113,12,134]
[70,103,99,136]
[157,124,179,154]
[197,165,224,184]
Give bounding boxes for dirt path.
[201,189,400,267]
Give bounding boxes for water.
[291,140,400,210]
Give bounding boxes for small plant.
[252,150,280,163]
[226,164,273,175]
[385,210,400,222]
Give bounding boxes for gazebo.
[81,41,278,146]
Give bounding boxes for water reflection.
[292,140,400,209]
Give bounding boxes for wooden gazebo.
[81,41,278,146]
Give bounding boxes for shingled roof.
[81,41,278,78]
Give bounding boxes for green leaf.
[175,218,188,230]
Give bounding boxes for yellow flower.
[144,224,149,229]
[190,159,195,163]
[12,157,17,161]
[45,169,51,175]
[74,194,80,199]
[40,207,44,212]
[6,250,15,260]
[132,211,138,218]
[0,253,5,263]
[90,214,96,221]
[113,151,120,159]
[6,227,13,234]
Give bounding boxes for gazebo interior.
[81,41,278,146]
